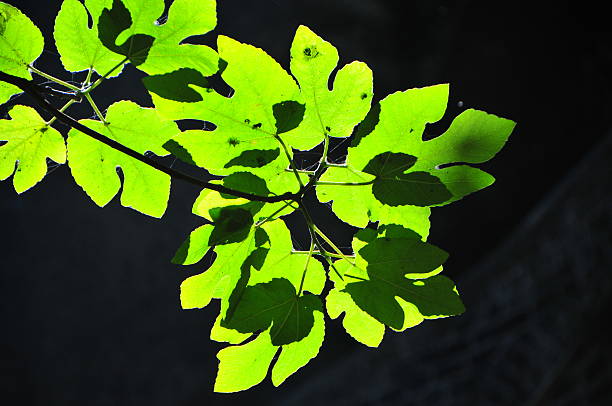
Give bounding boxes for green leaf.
[342,225,464,330]
[363,152,452,206]
[0,105,65,193]
[0,2,44,103]
[215,307,325,392]
[349,86,516,201]
[53,0,126,75]
[97,0,154,66]
[67,100,178,217]
[222,278,322,346]
[214,330,278,393]
[171,224,212,266]
[283,25,373,150]
[102,0,219,75]
[316,165,432,234]
[253,220,326,295]
[270,309,324,386]
[179,227,266,309]
[151,35,300,173]
[189,172,296,229]
[319,85,515,228]
[326,289,384,347]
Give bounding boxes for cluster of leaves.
[0,0,515,392]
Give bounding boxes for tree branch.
[0,72,297,203]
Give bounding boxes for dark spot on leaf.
[303,46,319,58]
[228,137,240,146]
[252,123,262,130]
[244,119,251,124]
[361,93,368,100]
[410,128,414,133]
[325,126,331,132]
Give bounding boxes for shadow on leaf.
[222,278,322,346]
[98,0,154,66]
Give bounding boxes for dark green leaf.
[223,278,323,346]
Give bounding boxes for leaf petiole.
[81,58,128,95]
[316,180,374,186]
[255,200,295,227]
[275,134,305,188]
[297,239,315,296]
[28,65,81,92]
[84,93,107,124]
[45,99,77,126]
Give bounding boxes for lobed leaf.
[215,309,325,392]
[0,2,44,103]
[99,0,218,75]
[151,35,300,171]
[67,100,178,217]
[54,0,126,76]
[0,106,65,193]
[283,25,374,150]
[319,84,515,228]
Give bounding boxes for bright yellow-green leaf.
[111,0,218,75]
[271,310,324,386]
[53,0,126,75]
[67,100,178,217]
[0,105,65,193]
[0,2,43,103]
[252,220,326,295]
[214,330,278,393]
[326,289,384,347]
[283,25,373,150]
[153,35,300,174]
[214,308,326,392]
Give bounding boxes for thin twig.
[0,71,297,203]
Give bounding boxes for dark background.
[1,0,611,404]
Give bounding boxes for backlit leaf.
[67,100,178,217]
[54,0,126,75]
[0,105,65,193]
[0,2,43,103]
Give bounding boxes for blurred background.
[1,0,611,404]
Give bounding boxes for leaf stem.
[82,58,128,95]
[324,162,348,168]
[297,239,315,296]
[275,134,304,188]
[292,250,355,260]
[297,200,344,281]
[316,180,374,186]
[321,134,330,164]
[255,201,294,227]
[84,93,107,124]
[0,71,297,204]
[84,68,94,87]
[28,65,81,92]
[312,224,355,265]
[45,99,77,126]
